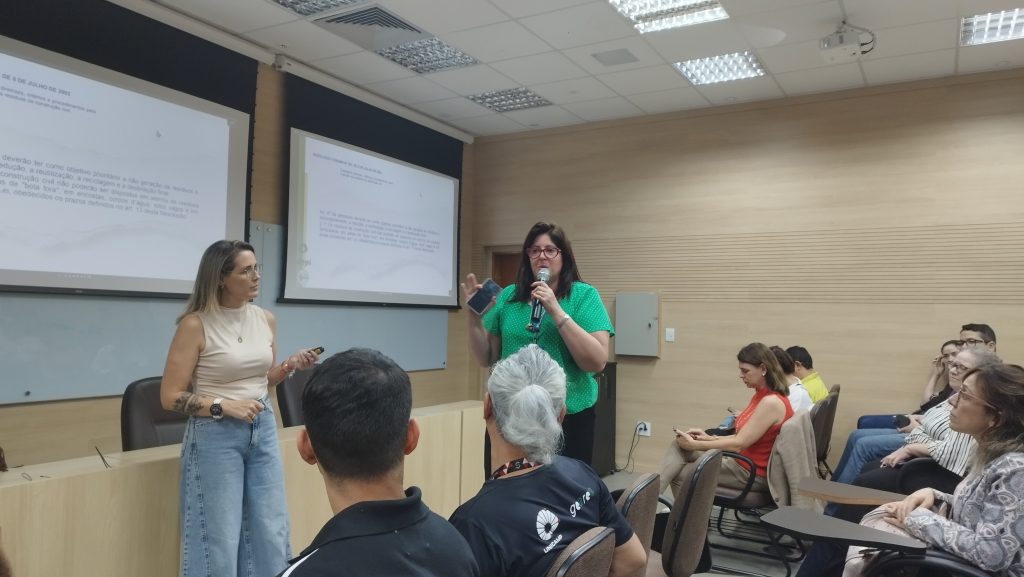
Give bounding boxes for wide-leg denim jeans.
[179,397,290,577]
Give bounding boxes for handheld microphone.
[529,268,550,332]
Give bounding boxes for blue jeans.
[857,414,898,429]
[831,429,906,485]
[179,397,290,577]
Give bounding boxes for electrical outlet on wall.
[635,421,651,437]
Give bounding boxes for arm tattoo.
[172,392,204,416]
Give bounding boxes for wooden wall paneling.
[468,70,1024,474]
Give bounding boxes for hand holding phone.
[311,346,325,355]
[467,278,502,315]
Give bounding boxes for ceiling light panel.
[272,0,364,17]
[674,51,765,85]
[960,8,1024,46]
[608,0,728,34]
[468,87,551,112]
[376,38,478,74]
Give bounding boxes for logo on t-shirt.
[536,509,559,541]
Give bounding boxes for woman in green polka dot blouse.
[463,221,614,466]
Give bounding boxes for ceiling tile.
[377,0,509,35]
[314,51,416,84]
[843,0,958,29]
[365,76,458,104]
[529,77,620,104]
[957,40,1024,74]
[503,105,585,128]
[722,0,830,17]
[861,49,956,84]
[245,20,362,61]
[491,52,589,85]
[519,3,636,49]
[644,19,751,62]
[735,1,843,47]
[425,65,518,96]
[562,96,645,121]
[757,39,829,73]
[562,36,668,74]
[862,19,960,60]
[447,114,528,136]
[155,0,296,33]
[626,87,711,113]
[411,97,493,120]
[440,21,551,63]
[955,0,1024,16]
[597,65,692,95]
[694,75,785,104]
[774,62,865,95]
[490,0,596,19]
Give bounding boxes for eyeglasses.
[526,246,561,260]
[949,361,971,373]
[952,384,999,413]
[960,338,989,346]
[238,263,262,278]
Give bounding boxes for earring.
[762,372,766,376]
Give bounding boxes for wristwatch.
[556,313,572,329]
[210,398,224,420]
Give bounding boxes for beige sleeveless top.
[194,304,273,400]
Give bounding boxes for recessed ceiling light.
[960,8,1024,46]
[271,0,364,17]
[608,0,729,34]
[592,48,640,67]
[468,88,551,113]
[674,51,765,85]
[376,38,477,74]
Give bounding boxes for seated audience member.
[771,345,813,412]
[829,348,999,487]
[450,345,645,577]
[660,343,793,496]
[856,339,962,430]
[786,345,828,402]
[960,322,997,351]
[802,362,1024,577]
[277,348,479,577]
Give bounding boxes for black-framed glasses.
[237,263,262,278]
[949,361,971,373]
[952,384,999,413]
[961,337,989,346]
[526,246,561,260]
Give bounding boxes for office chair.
[544,526,615,577]
[120,376,187,451]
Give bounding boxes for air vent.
[314,4,431,53]
[320,6,420,32]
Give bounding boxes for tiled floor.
[603,470,799,577]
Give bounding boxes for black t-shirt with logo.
[449,456,634,577]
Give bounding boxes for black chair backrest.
[120,376,187,451]
[545,526,615,577]
[810,385,840,463]
[276,366,316,428]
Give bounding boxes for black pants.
[484,406,596,475]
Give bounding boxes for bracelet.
[556,313,571,329]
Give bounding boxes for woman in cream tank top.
[159,240,320,577]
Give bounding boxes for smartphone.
[311,346,325,355]
[467,278,502,315]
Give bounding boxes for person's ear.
[404,418,420,455]
[296,429,318,466]
[483,392,493,420]
[558,406,566,424]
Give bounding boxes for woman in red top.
[658,342,794,497]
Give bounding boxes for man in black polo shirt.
[276,348,479,577]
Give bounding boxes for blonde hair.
[177,240,254,323]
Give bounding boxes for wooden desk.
[798,477,906,506]
[0,400,483,577]
[761,507,926,554]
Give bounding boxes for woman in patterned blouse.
[849,362,1024,576]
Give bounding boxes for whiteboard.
[0,220,448,405]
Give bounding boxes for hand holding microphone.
[528,267,550,332]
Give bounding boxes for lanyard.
[490,456,538,480]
